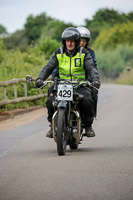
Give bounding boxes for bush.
[0,42,48,111]
[0,39,6,63]
[35,36,61,59]
[117,68,133,85]
[0,44,47,81]
[95,44,133,78]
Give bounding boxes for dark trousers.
[46,85,95,127]
[76,86,94,127]
[46,85,55,123]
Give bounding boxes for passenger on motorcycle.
[77,27,98,130]
[35,27,100,138]
[77,26,97,69]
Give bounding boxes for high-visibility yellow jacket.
[57,49,85,81]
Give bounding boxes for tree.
[41,20,74,42]
[0,24,8,35]
[4,30,28,51]
[24,13,53,44]
[84,8,129,44]
[92,8,127,25]
[127,12,133,21]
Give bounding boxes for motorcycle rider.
[35,27,100,138]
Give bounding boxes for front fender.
[58,101,67,108]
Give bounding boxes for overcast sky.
[0,0,133,33]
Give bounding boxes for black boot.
[85,126,95,137]
[46,128,53,138]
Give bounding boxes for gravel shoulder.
[0,106,47,130]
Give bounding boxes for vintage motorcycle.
[26,75,98,156]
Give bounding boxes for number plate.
[57,84,73,101]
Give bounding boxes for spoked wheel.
[69,111,79,150]
[57,108,67,156]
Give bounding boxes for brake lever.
[26,75,37,88]
[37,82,47,92]
[90,84,99,91]
[27,80,36,88]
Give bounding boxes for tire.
[69,143,78,150]
[57,108,67,156]
[69,111,79,150]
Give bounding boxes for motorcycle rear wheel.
[57,108,67,156]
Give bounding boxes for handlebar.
[37,80,54,92]
[26,75,98,92]
[41,79,98,91]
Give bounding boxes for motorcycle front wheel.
[57,108,67,156]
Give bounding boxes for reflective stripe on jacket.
[57,52,86,81]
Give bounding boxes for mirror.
[26,75,33,81]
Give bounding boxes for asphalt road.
[0,84,133,200]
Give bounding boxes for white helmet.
[77,27,91,45]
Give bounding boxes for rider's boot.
[46,124,53,138]
[85,126,95,137]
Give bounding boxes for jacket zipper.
[70,55,72,81]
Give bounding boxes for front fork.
[71,110,81,144]
[52,111,58,143]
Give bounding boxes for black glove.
[35,78,43,88]
[92,81,100,89]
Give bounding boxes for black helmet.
[61,27,80,48]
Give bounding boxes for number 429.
[59,90,71,98]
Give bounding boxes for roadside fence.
[0,78,48,107]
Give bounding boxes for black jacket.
[87,47,97,69]
[37,47,100,84]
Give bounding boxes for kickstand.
[80,133,87,141]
